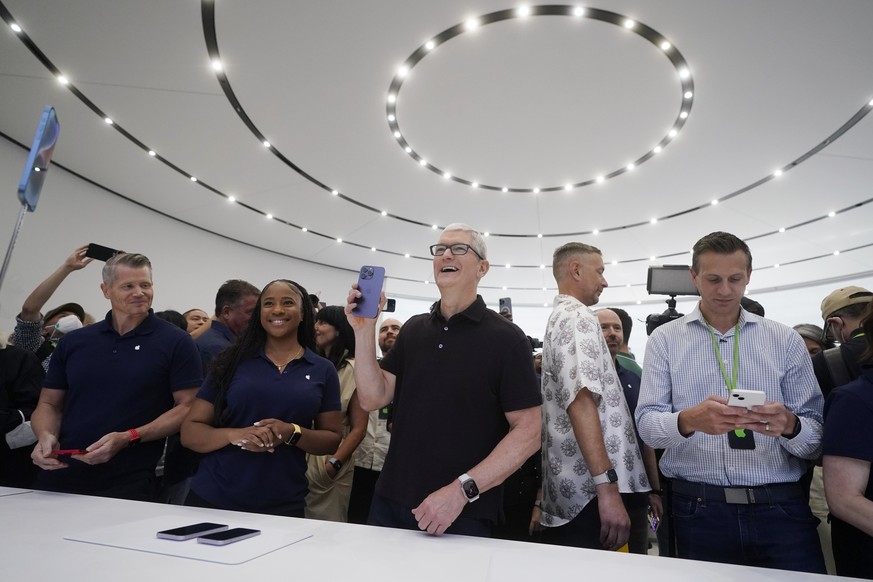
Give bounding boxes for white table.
[1,488,842,581]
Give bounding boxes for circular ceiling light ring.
[386,5,694,193]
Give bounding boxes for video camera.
[645,265,699,336]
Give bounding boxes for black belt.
[670,479,803,505]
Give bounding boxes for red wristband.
[127,428,141,447]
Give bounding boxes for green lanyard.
[706,321,744,437]
[706,321,740,392]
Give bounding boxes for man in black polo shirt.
[31,253,202,501]
[812,286,872,398]
[346,223,542,537]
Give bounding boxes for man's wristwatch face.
[459,473,480,502]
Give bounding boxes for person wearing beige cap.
[812,286,873,397]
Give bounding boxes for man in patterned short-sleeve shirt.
[539,242,649,550]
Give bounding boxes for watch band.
[126,428,141,447]
[592,467,617,486]
[328,457,343,471]
[284,423,302,446]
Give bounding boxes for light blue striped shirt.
[636,304,823,487]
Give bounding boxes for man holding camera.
[636,231,825,572]
[345,223,541,537]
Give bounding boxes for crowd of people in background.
[1,225,871,579]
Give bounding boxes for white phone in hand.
[727,389,767,409]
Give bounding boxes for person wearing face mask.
[10,245,91,372]
[305,306,368,522]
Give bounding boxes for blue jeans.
[368,494,492,537]
[672,490,826,573]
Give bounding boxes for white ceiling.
[1,0,872,309]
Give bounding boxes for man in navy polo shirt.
[195,279,260,374]
[346,223,542,537]
[31,253,202,501]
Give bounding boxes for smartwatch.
[328,457,343,472]
[592,467,618,486]
[458,473,480,503]
[126,428,141,447]
[284,423,302,446]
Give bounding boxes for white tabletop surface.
[1,487,843,581]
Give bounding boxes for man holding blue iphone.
[345,223,542,537]
[636,231,825,573]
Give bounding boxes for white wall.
[2,137,871,363]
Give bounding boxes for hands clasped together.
[231,419,290,453]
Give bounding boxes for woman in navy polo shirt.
[181,280,343,517]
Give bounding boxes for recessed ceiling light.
[650,218,657,224]
[505,264,511,269]
[653,146,662,154]
[371,247,376,252]
[834,250,840,256]
[612,260,618,265]
[537,233,543,238]
[211,59,223,72]
[10,23,21,33]
[465,18,479,30]
[332,190,339,196]
[227,195,235,203]
[405,147,412,153]
[540,264,545,269]
[419,159,427,166]
[266,213,273,220]
[774,263,780,268]
[679,111,688,119]
[337,238,343,243]
[502,286,508,290]
[564,183,572,191]
[544,302,549,306]
[626,163,635,171]
[626,283,631,288]
[148,150,156,157]
[660,41,671,50]
[502,187,508,193]
[432,224,438,229]
[533,187,540,194]
[388,114,395,122]
[636,300,642,305]
[397,65,409,78]
[57,75,69,85]
[573,7,585,17]
[593,229,599,235]
[425,40,435,50]
[596,176,605,183]
[443,172,451,179]
[484,232,490,237]
[190,176,197,182]
[684,91,693,99]
[624,19,635,28]
[405,253,410,258]
[711,199,719,205]
[387,93,396,104]
[650,256,656,261]
[869,98,873,107]
[393,131,401,138]
[774,169,783,177]
[471,182,478,188]
[778,227,785,233]
[104,117,113,125]
[678,68,690,79]
[263,140,270,148]
[301,227,308,232]
[381,210,387,216]
[668,129,678,137]
[828,211,836,217]
[517,6,531,18]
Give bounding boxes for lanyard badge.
[706,322,755,450]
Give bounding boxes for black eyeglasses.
[429,243,484,260]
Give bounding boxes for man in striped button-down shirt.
[636,231,826,574]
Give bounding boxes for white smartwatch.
[592,467,618,486]
[458,473,480,503]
